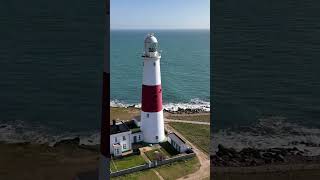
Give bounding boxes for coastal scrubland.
[110,107,210,123]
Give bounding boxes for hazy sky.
[111,0,210,30]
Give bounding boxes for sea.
[0,0,105,145]
[212,0,320,156]
[2,0,319,157]
[110,30,210,112]
[0,4,210,146]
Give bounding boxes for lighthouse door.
[133,136,137,143]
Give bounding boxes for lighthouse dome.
[144,34,158,44]
[143,33,160,58]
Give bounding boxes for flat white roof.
[168,132,186,144]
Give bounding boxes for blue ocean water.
[212,0,320,155]
[0,0,104,144]
[110,30,210,111]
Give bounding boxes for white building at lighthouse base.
[110,117,143,157]
[110,116,190,157]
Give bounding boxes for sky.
[111,0,210,30]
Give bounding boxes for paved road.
[164,118,210,125]
[165,124,210,180]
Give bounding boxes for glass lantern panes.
[148,42,158,52]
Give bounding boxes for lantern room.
[143,33,160,58]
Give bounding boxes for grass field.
[167,113,210,122]
[111,169,159,180]
[110,107,140,122]
[155,157,200,180]
[111,107,210,123]
[110,155,146,172]
[169,122,210,154]
[111,157,200,180]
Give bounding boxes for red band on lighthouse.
[141,84,162,112]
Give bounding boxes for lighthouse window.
[148,43,158,52]
[153,62,156,66]
[155,136,158,140]
[115,137,117,142]
[146,113,149,118]
[123,136,126,141]
[123,144,126,149]
[149,47,156,52]
[138,135,141,140]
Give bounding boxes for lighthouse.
[140,33,165,143]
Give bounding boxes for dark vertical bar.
[98,0,110,179]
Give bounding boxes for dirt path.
[139,147,164,180]
[165,118,210,125]
[152,169,165,180]
[165,124,210,180]
[139,147,152,163]
[110,157,118,171]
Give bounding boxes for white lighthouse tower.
[140,33,165,143]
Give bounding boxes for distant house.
[167,132,188,153]
[110,118,143,157]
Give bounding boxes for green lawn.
[145,148,171,161]
[110,155,146,172]
[169,122,210,154]
[111,157,200,180]
[155,157,200,180]
[111,169,159,180]
[111,155,200,180]
[167,113,210,122]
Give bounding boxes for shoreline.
[211,145,320,179]
[0,107,210,147]
[212,144,320,167]
[111,106,210,114]
[110,98,210,113]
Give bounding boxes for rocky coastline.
[164,107,208,114]
[211,144,320,167]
